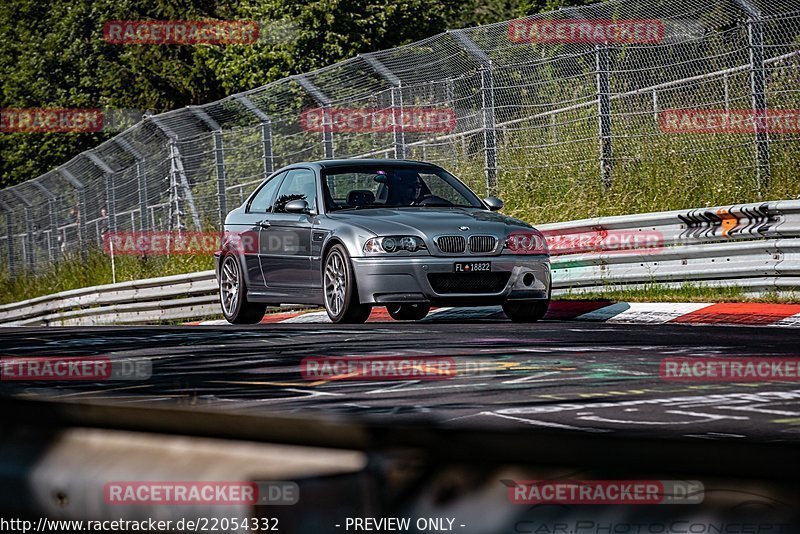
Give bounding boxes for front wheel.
[219,254,266,324]
[502,300,549,323]
[323,244,371,323]
[387,303,430,321]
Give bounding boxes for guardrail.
[543,199,800,295]
[1,199,798,326]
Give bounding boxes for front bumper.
[350,254,550,306]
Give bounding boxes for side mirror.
[285,199,310,214]
[484,197,504,211]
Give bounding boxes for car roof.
[286,159,442,170]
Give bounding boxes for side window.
[274,169,317,213]
[248,172,285,213]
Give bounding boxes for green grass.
[0,248,213,305]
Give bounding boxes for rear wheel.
[387,303,430,321]
[502,300,549,323]
[324,244,371,323]
[220,254,267,324]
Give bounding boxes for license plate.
[454,261,491,273]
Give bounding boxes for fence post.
[0,200,15,279]
[360,53,406,160]
[293,75,334,159]
[734,0,770,189]
[213,132,227,228]
[235,95,275,179]
[114,137,148,231]
[151,116,202,230]
[59,169,88,262]
[87,152,117,238]
[30,181,58,263]
[450,29,498,196]
[8,190,34,272]
[189,107,227,229]
[595,44,613,188]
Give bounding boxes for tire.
[502,299,550,323]
[219,254,267,324]
[323,244,372,324]
[387,303,431,321]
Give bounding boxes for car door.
[260,168,316,289]
[240,171,286,288]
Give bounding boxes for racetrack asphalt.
[1,319,799,442]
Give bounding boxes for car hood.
[326,207,534,237]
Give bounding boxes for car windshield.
[322,165,484,211]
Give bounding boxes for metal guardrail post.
[114,138,148,231]
[189,107,227,229]
[293,74,334,159]
[595,44,613,188]
[361,53,406,160]
[450,30,498,196]
[0,199,15,278]
[734,0,771,189]
[59,169,88,262]
[87,152,117,236]
[234,95,275,179]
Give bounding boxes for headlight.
[363,236,427,254]
[505,231,548,254]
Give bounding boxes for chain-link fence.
[1,0,799,277]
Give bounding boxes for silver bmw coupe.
[215,159,550,324]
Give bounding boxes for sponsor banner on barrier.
[507,480,704,505]
[300,356,496,381]
[104,481,298,505]
[661,357,800,382]
[103,20,260,45]
[0,356,151,381]
[508,19,664,44]
[299,107,456,133]
[0,108,141,133]
[660,109,800,134]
